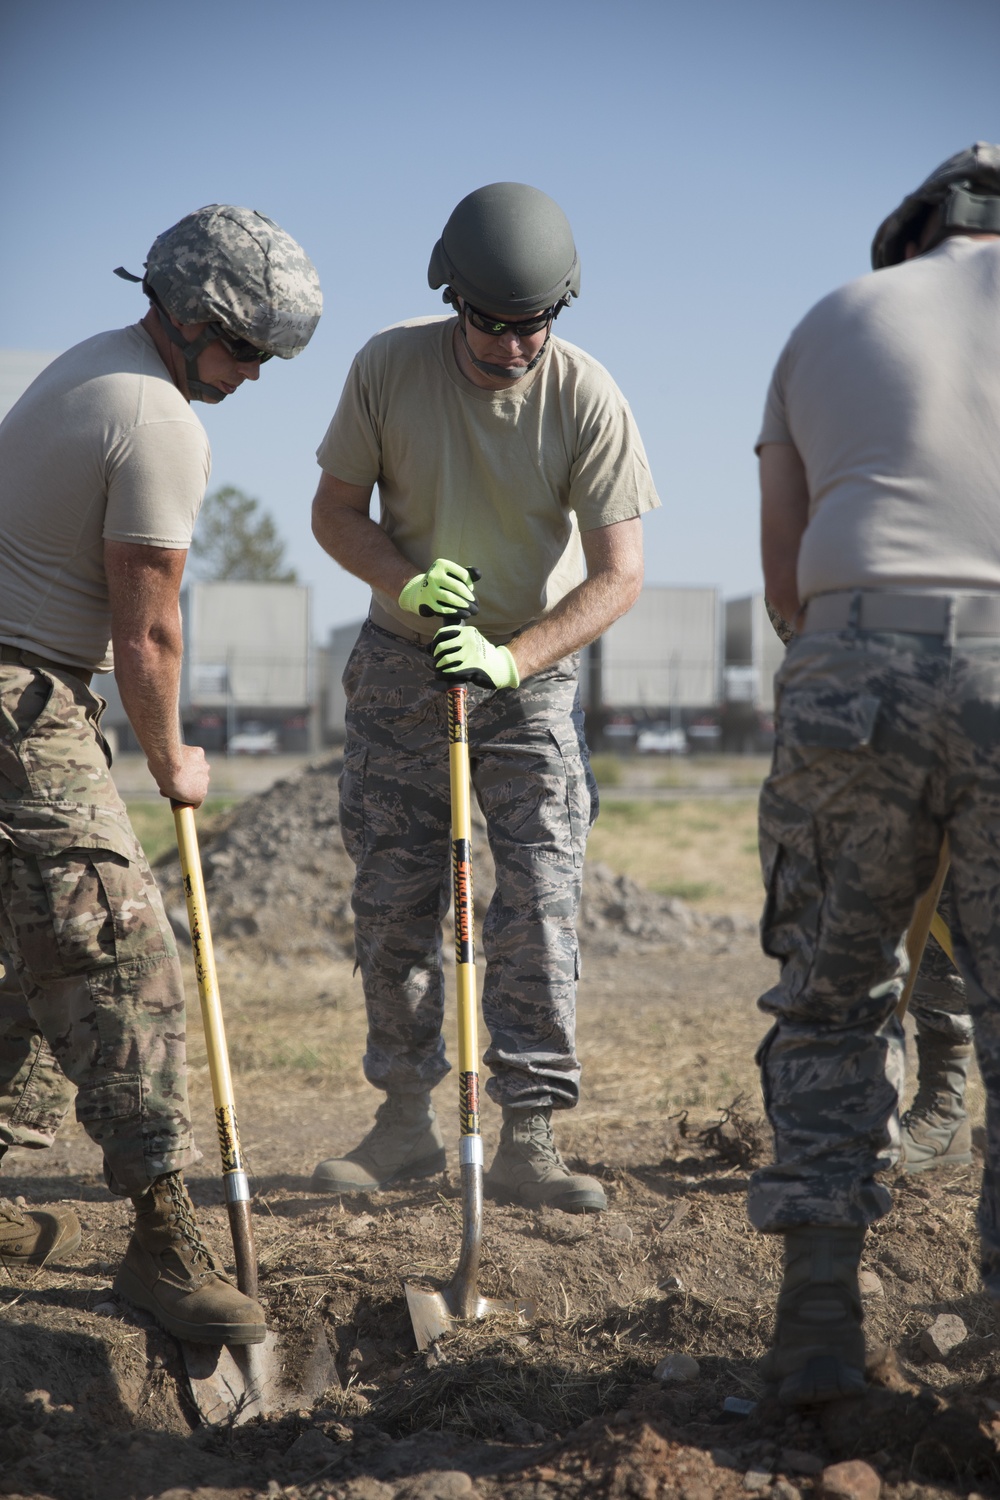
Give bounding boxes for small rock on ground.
[919,1312,967,1359]
[858,1270,884,1297]
[395,1472,475,1500]
[283,1427,339,1473]
[780,1449,824,1475]
[819,1459,881,1500]
[335,1480,396,1500]
[654,1352,701,1382]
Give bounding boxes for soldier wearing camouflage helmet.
[751,143,1000,1404]
[0,204,320,1344]
[310,182,659,1214]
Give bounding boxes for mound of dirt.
[152,757,754,964]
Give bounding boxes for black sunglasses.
[211,323,273,364]
[463,301,555,338]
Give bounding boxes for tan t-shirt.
[316,316,660,639]
[758,237,1000,601]
[0,325,210,671]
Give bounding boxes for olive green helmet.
[428,181,580,315]
[871,142,1000,269]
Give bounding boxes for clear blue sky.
[3,0,999,641]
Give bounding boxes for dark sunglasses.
[211,323,273,364]
[463,301,555,338]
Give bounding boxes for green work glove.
[398,558,478,618]
[432,624,520,689]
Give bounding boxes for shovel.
[172,802,338,1422]
[896,835,951,1020]
[403,679,533,1350]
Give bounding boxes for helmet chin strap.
[153,306,227,404]
[458,309,552,381]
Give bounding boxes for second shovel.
[404,681,533,1350]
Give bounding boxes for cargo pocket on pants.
[547,721,589,870]
[339,742,369,865]
[757,777,823,985]
[75,1071,144,1141]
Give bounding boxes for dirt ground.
[1,762,998,1500]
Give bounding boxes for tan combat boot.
[901,1037,973,1172]
[114,1172,266,1345]
[311,1092,446,1193]
[485,1107,607,1214]
[0,1196,81,1267]
[766,1226,867,1405]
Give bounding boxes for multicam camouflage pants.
[748,625,1000,1290]
[339,621,598,1111]
[0,664,197,1196]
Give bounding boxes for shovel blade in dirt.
[405,1281,533,1352]
[182,1324,338,1425]
[172,803,341,1421]
[404,678,532,1351]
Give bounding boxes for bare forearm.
[312,489,416,599]
[509,580,632,679]
[761,535,802,625]
[113,619,185,780]
[510,518,644,679]
[760,444,810,625]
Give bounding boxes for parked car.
[228,724,279,756]
[635,725,688,755]
[686,715,722,750]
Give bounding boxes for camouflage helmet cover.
[144,204,322,358]
[871,142,1000,270]
[428,181,580,315]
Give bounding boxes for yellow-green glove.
[398,558,478,618]
[432,624,520,689]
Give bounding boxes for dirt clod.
[653,1353,701,1383]
[919,1314,968,1360]
[820,1458,883,1500]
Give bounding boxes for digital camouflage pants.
[0,665,197,1196]
[748,626,1000,1293]
[911,875,973,1045]
[339,622,598,1112]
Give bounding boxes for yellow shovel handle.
[448,686,482,1164]
[172,802,257,1298]
[897,837,950,1020]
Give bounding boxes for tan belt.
[801,590,1000,639]
[367,602,436,646]
[0,643,93,687]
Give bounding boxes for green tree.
[189,485,299,582]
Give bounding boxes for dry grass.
[181,952,366,1089]
[586,798,763,916]
[126,796,238,864]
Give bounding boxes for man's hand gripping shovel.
[403,577,534,1350]
[172,803,338,1422]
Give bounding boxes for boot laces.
[0,1198,29,1227]
[523,1114,567,1169]
[162,1176,215,1270]
[901,1089,955,1128]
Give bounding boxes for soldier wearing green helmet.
[311,182,660,1214]
[0,204,321,1345]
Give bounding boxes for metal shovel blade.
[182,1322,339,1425]
[404,1280,534,1352]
